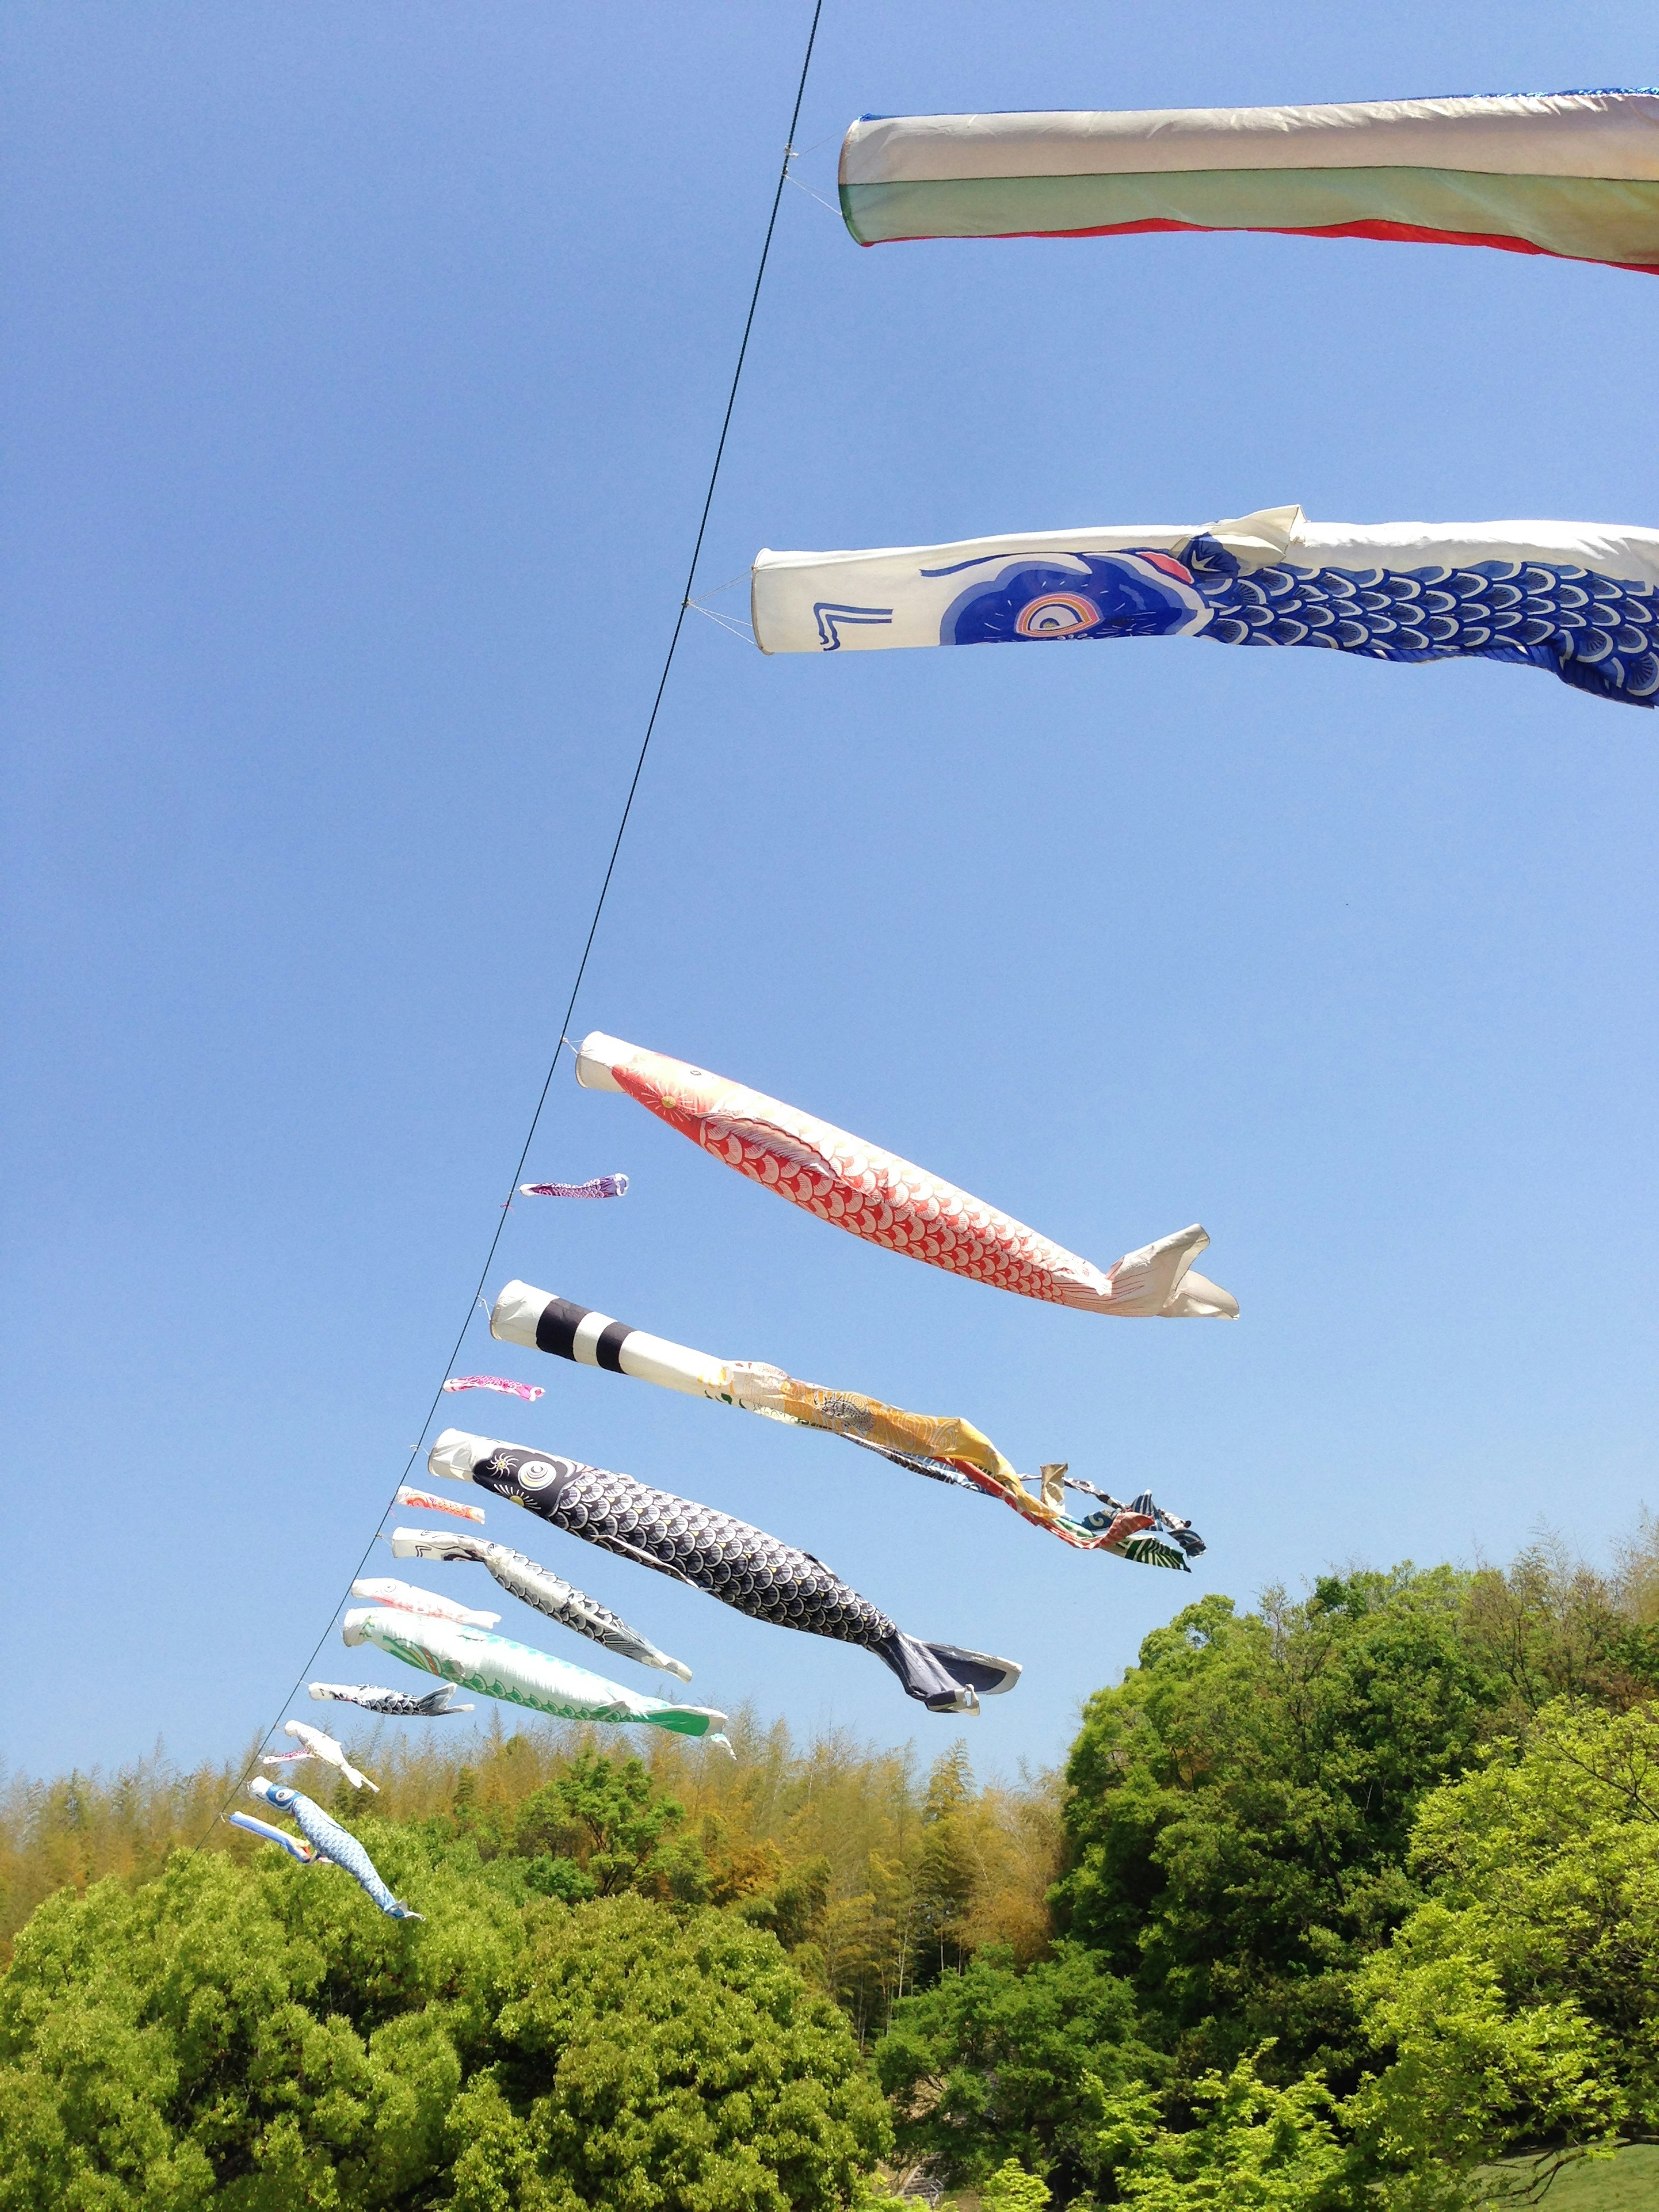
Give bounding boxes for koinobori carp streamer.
[519,1174,629,1199]
[751,505,1659,708]
[490,1278,1202,1567]
[396,1484,485,1524]
[428,1426,1022,1713]
[343,1604,725,1738]
[838,90,1659,275]
[350,1576,500,1629]
[442,1375,544,1403]
[309,1681,474,1717]
[389,1525,693,1678]
[242,1778,423,1919]
[574,1033,1236,1318]
[261,1719,378,1792]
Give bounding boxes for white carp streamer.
[262,1719,378,1792]
[351,1575,499,1629]
[391,1525,693,1678]
[442,1374,544,1402]
[343,1605,728,1739]
[396,1484,485,1524]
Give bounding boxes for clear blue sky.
[4,5,1656,1784]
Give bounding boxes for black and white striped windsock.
[427,1427,1020,1716]
[388,1528,691,1681]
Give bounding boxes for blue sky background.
[4,4,1656,1785]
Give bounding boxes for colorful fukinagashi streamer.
[390,1526,693,1676]
[343,1605,727,1739]
[751,507,1659,708]
[429,1426,1021,1713]
[442,1375,545,1403]
[242,1777,423,1919]
[490,1279,1202,1567]
[350,1576,500,1628]
[519,1174,629,1199]
[838,91,1659,273]
[574,1032,1235,1318]
[261,1719,379,1792]
[310,1681,473,1717]
[396,1484,485,1524]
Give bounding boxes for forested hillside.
[4,1531,1658,2209]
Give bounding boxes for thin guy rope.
[196,0,827,1849]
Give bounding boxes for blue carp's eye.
[1015,592,1100,637]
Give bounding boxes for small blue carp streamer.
[247,1777,423,1920]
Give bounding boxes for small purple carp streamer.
[443,1375,544,1403]
[519,1173,629,1199]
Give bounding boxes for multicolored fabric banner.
[839,91,1659,273]
[489,1278,1203,1567]
[752,508,1659,706]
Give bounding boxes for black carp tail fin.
[877,1633,1022,1713]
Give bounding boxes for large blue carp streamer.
[390,1525,693,1679]
[309,1681,473,1716]
[752,507,1659,707]
[242,1777,423,1919]
[429,1426,1021,1715]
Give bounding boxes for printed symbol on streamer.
[1015,592,1102,638]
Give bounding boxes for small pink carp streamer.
[520,1173,629,1199]
[442,1375,545,1403]
[396,1484,485,1524]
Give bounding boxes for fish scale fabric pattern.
[750,506,1659,708]
[1188,538,1659,706]
[246,1777,422,1920]
[429,1427,1020,1713]
[574,1033,1236,1318]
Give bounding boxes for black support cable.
[197,0,827,1847]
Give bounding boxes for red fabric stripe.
[862,216,1659,273]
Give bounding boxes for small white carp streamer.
[396,1484,485,1524]
[391,1525,693,1678]
[520,1174,629,1199]
[442,1375,544,1403]
[261,1719,378,1793]
[310,1681,474,1716]
[351,1575,500,1628]
[343,1605,730,1739]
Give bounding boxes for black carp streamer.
[429,1427,1019,1715]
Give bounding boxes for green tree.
[982,2158,1052,2209]
[0,1834,889,2211]
[511,1749,685,1897]
[872,1941,1157,2202]
[1102,2049,1355,2210]
[1053,1573,1515,2086]
[1348,1700,1659,2204]
[452,1891,889,2211]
